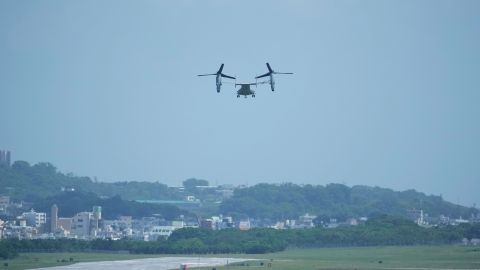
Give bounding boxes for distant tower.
[0,150,11,166]
[51,204,58,233]
[0,150,4,165]
[6,151,11,166]
[91,206,102,233]
[92,206,102,220]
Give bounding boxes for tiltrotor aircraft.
[198,63,293,98]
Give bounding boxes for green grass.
[0,252,161,270]
[196,246,480,270]
[2,246,480,270]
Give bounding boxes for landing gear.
[237,95,240,98]
[252,94,255,98]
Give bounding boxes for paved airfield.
[32,257,250,270]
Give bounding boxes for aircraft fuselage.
[236,84,255,98]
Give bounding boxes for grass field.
[1,246,479,270]
[196,246,480,270]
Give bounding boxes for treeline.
[0,161,183,201]
[2,216,480,259]
[285,215,475,247]
[0,241,17,260]
[0,232,282,257]
[220,183,477,220]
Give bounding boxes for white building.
[71,206,102,239]
[296,213,317,228]
[22,209,46,228]
[172,220,185,229]
[454,217,469,225]
[149,226,176,240]
[72,212,93,238]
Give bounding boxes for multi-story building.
[71,206,102,239]
[148,226,176,240]
[22,209,46,228]
[72,212,93,238]
[0,150,11,166]
[294,213,317,228]
[0,196,9,214]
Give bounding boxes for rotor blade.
[274,72,293,75]
[217,64,224,74]
[197,73,216,76]
[266,63,273,72]
[221,74,236,79]
[255,72,271,79]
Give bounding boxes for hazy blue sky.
[1,1,479,206]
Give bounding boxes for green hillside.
[1,162,476,220]
[0,161,182,201]
[219,183,477,220]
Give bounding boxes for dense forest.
[1,215,480,259]
[219,183,477,220]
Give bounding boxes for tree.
[183,178,209,189]
[12,160,31,172]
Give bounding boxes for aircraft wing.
[256,80,269,85]
[255,72,270,79]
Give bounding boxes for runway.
[31,256,250,270]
